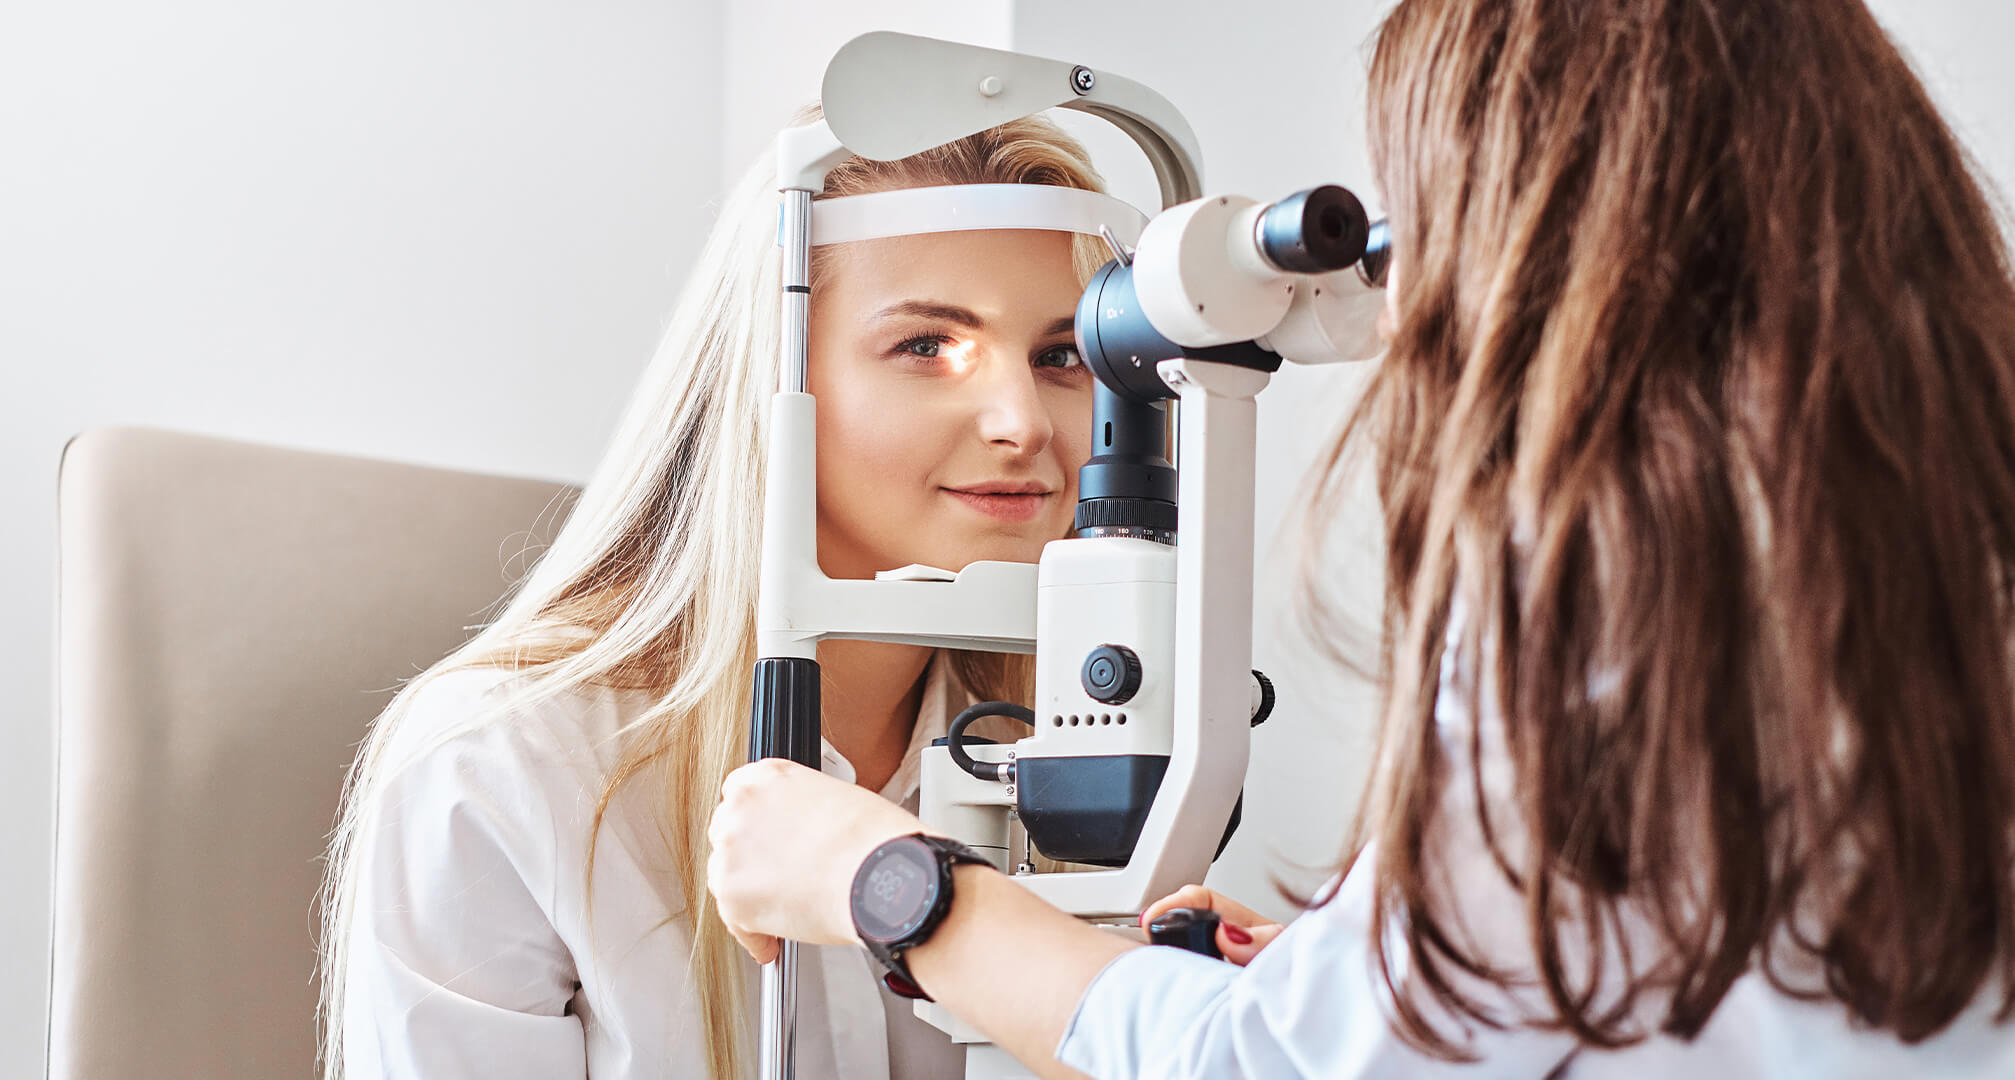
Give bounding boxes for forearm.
[904,864,1138,1080]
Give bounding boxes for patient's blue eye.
[894,335,953,359]
[1036,345,1083,370]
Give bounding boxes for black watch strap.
[855,833,991,1002]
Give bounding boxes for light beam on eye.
[942,339,977,373]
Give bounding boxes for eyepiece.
[1358,219,1391,288]
[1255,185,1370,274]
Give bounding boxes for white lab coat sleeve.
[1053,845,1580,1079]
[342,698,587,1080]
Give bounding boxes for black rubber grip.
[1147,907,1224,959]
[748,657,822,768]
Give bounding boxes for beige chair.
[51,427,578,1079]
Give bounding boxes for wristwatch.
[850,832,992,1001]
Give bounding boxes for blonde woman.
[317,107,1113,1079]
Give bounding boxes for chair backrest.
[51,427,578,1078]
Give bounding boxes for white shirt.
[1055,621,2015,1077]
[342,653,973,1079]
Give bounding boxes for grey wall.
[6,1,2013,1075]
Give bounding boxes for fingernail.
[1138,910,1149,930]
[1222,922,1252,945]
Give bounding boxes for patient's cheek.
[827,395,932,484]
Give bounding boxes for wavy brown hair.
[1306,0,2015,1058]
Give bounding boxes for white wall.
[1870,0,2015,193]
[0,2,723,1074]
[6,1,2014,1076]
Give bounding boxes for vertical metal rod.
[758,943,800,1080]
[757,186,817,1080]
[779,189,813,394]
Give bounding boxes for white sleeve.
[1053,846,1580,1079]
[342,697,587,1080]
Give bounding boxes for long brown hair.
[1305,0,2015,1057]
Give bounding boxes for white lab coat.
[1054,614,2015,1077]
[341,654,974,1079]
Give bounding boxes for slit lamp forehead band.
[808,183,1148,249]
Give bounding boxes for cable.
[947,701,1035,781]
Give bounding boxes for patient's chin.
[906,539,1048,573]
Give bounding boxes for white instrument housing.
[1132,194,1295,347]
[753,31,1385,1080]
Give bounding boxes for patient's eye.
[896,335,952,359]
[1035,344,1084,371]
[890,332,980,374]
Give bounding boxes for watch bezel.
[850,834,946,946]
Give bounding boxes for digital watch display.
[849,833,992,1000]
[854,841,937,940]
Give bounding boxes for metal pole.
[779,190,812,394]
[757,943,800,1080]
[756,185,817,1080]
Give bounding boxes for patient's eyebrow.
[871,300,1078,339]
[871,300,987,329]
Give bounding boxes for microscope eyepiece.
[1255,184,1371,274]
[1357,219,1391,289]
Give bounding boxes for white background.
[5,1,2011,1073]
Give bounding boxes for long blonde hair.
[317,105,1110,1079]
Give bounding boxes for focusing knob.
[1081,644,1143,705]
[1073,496,1178,538]
[1249,670,1276,727]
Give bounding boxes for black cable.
[947,701,1035,780]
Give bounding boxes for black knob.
[1147,907,1223,959]
[1081,644,1143,705]
[1250,670,1275,728]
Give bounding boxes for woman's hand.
[1140,884,1286,967]
[706,758,931,964]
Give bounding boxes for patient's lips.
[943,479,1054,522]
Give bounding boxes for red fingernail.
[1222,922,1252,945]
[1138,910,1149,930]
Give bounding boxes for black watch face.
[853,838,940,943]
